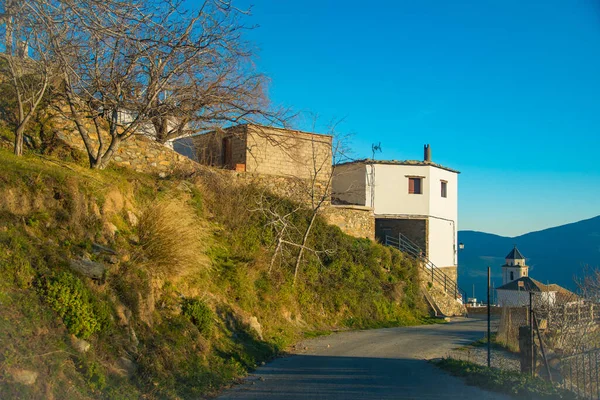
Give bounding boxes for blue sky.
[231,0,600,236]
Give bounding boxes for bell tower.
[502,245,528,285]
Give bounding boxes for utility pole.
[487,266,491,368]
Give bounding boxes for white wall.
[502,266,529,285]
[368,164,458,268]
[497,290,555,307]
[371,164,431,216]
[332,163,367,205]
[427,166,458,268]
[428,167,458,221]
[428,217,456,268]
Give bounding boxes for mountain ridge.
[458,215,600,301]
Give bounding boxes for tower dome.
[505,245,525,266]
[502,245,528,284]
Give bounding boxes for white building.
[501,246,529,285]
[331,145,459,270]
[496,246,574,307]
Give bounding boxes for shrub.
[136,199,208,276]
[38,271,111,338]
[181,298,213,336]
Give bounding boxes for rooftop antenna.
[371,142,382,160]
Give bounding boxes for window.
[510,271,514,281]
[408,177,422,194]
[441,181,447,198]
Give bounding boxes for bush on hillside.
[38,271,111,338]
[136,199,208,276]
[181,297,213,336]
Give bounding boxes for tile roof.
[497,278,579,301]
[336,159,460,174]
[505,246,525,260]
[497,277,547,292]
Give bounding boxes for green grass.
[433,358,577,399]
[0,146,430,399]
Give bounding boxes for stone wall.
[419,266,466,317]
[211,171,375,240]
[375,218,428,253]
[231,171,329,206]
[172,124,333,182]
[438,266,457,284]
[57,123,373,240]
[56,121,200,176]
[321,205,375,240]
[181,126,247,167]
[245,125,332,182]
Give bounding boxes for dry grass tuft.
[136,199,209,277]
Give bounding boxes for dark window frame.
[408,177,423,195]
[441,180,448,198]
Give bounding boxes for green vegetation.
[0,147,427,398]
[181,298,213,336]
[433,358,576,399]
[38,271,112,338]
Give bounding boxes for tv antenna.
[371,142,382,159]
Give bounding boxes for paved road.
[218,317,511,399]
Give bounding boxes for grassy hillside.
[0,147,428,399]
[458,217,600,301]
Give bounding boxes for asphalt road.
[217,317,512,400]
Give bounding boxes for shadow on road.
[218,354,509,400]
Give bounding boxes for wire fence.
[473,284,600,399]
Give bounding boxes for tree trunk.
[293,212,318,285]
[13,124,23,156]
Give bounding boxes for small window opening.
[408,177,422,194]
[441,181,447,198]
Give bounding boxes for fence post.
[529,292,535,377]
[519,325,533,374]
[533,311,552,382]
[487,266,491,368]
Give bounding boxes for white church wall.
[503,266,529,285]
[497,290,556,307]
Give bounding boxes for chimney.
[424,144,431,162]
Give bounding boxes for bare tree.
[28,0,286,169]
[0,0,53,155]
[253,119,352,285]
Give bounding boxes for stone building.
[172,124,333,181]
[331,145,459,275]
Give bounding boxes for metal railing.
[560,348,600,400]
[384,233,467,303]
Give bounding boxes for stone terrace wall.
[419,266,466,317]
[57,124,374,240]
[214,171,375,240]
[57,128,199,176]
[321,205,375,240]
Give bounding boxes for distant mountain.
[458,216,600,302]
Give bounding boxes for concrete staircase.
[385,234,467,317]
